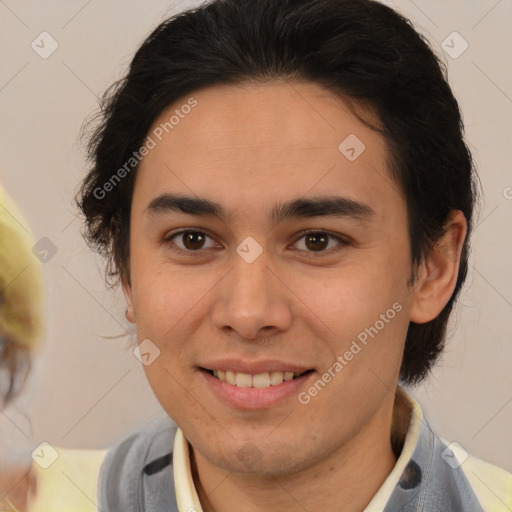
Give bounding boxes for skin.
[0,349,35,511]
[123,80,466,512]
[0,465,36,511]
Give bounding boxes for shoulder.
[29,447,107,512]
[99,416,177,482]
[448,443,512,511]
[386,390,512,511]
[98,416,178,512]
[27,419,178,512]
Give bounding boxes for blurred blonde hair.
[0,185,44,403]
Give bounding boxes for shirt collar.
[173,426,203,511]
[173,386,421,512]
[364,386,422,510]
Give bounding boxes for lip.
[199,367,316,410]
[198,358,313,375]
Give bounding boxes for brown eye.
[181,231,207,250]
[165,230,217,253]
[304,232,329,251]
[292,230,348,257]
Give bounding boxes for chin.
[192,431,319,478]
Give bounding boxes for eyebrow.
[146,193,375,224]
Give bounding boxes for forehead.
[134,80,401,220]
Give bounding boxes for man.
[77,0,512,510]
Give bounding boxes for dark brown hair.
[77,0,478,385]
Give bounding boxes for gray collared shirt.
[98,409,486,511]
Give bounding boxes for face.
[125,80,416,477]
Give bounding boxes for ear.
[121,278,136,324]
[409,210,467,324]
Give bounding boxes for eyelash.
[162,229,350,259]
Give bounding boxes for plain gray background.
[0,0,511,472]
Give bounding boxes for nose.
[210,248,293,341]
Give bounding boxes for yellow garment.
[28,447,106,512]
[0,186,44,351]
[456,446,512,512]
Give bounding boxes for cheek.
[289,260,410,386]
[129,245,207,338]
[290,261,406,331]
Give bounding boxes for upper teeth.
[213,370,300,388]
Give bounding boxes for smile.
[204,369,312,388]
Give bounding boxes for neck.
[190,398,399,512]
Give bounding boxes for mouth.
[200,368,314,389]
